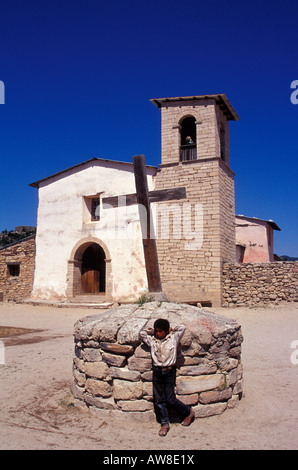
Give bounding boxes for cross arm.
[102,187,186,208]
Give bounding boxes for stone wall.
[0,236,35,302]
[72,302,243,421]
[222,261,298,306]
[153,97,236,307]
[155,158,235,307]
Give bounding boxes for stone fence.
[222,261,298,307]
[72,302,243,421]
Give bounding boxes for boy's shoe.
[158,423,170,436]
[181,408,195,426]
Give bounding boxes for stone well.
[72,302,244,420]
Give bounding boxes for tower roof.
[150,94,239,121]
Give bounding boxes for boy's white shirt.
[140,325,186,367]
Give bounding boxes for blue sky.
[0,0,297,256]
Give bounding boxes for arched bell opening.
[180,116,197,161]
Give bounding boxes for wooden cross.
[102,155,186,296]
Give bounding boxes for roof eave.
[150,94,240,121]
[29,157,159,188]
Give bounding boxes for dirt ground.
[0,301,297,450]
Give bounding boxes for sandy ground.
[0,301,297,450]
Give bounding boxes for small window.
[7,263,20,277]
[83,195,101,223]
[91,198,100,221]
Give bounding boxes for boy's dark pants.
[153,365,190,424]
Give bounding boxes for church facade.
[30,94,239,307]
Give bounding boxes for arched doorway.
[67,237,112,301]
[81,243,106,294]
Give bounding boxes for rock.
[178,363,217,376]
[99,342,134,355]
[73,368,86,387]
[176,393,199,406]
[113,380,143,400]
[82,348,102,362]
[134,344,151,358]
[84,361,110,380]
[193,402,227,418]
[117,317,148,345]
[109,367,141,382]
[102,352,127,367]
[127,356,152,373]
[85,378,113,398]
[117,400,154,412]
[176,374,226,394]
[84,395,116,410]
[199,387,233,404]
[142,381,153,397]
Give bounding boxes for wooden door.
[81,244,105,294]
[81,269,100,294]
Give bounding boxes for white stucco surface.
[31,159,157,302]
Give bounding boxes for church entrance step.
[70,294,107,304]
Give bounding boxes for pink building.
[235,215,281,263]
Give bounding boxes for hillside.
[0,226,36,248]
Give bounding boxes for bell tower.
[151,94,239,306]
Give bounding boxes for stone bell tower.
[151,94,239,307]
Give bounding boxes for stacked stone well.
[72,302,243,420]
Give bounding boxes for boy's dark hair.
[154,318,170,333]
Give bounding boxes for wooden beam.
[133,155,162,293]
[102,186,186,208]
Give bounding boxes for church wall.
[31,161,156,302]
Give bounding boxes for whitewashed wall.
[31,159,157,302]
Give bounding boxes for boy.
[140,318,194,436]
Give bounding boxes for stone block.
[199,387,232,404]
[193,402,227,418]
[176,374,225,395]
[71,383,85,401]
[102,352,127,367]
[141,371,153,381]
[82,348,102,362]
[85,378,113,398]
[109,367,141,382]
[73,368,86,387]
[178,363,217,376]
[99,342,134,355]
[84,361,110,380]
[233,379,244,395]
[134,344,151,358]
[128,356,152,373]
[84,394,116,410]
[142,381,153,397]
[176,393,199,406]
[117,400,154,412]
[117,318,148,345]
[113,379,143,400]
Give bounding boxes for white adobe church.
[30,94,239,307]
